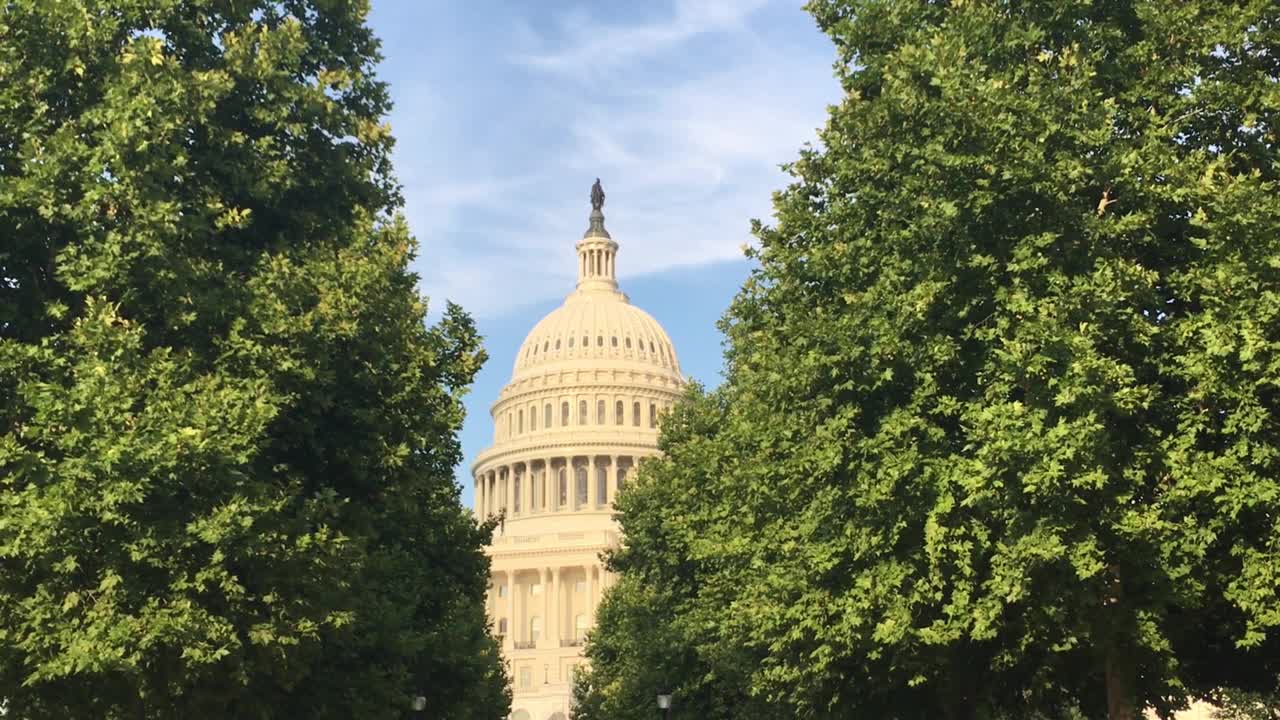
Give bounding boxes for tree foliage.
[0,1,507,717]
[580,1,1280,718]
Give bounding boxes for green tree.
[575,386,783,720]
[1212,684,1280,720]
[580,1,1280,719]
[0,2,507,718]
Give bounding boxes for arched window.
[582,335,588,347]
[597,335,604,346]
[555,339,561,350]
[498,618,508,635]
[545,403,552,428]
[517,409,523,433]
[632,401,641,426]
[579,400,588,425]
[530,404,537,431]
[597,466,609,506]
[513,475,521,513]
[561,402,570,426]
[529,616,542,642]
[617,465,628,493]
[568,336,574,348]
[507,413,512,437]
[558,469,567,507]
[596,399,605,424]
[537,469,546,510]
[650,402,658,428]
[649,340,655,352]
[611,336,618,347]
[625,337,632,349]
[615,400,624,425]
[575,466,588,507]
[574,614,588,641]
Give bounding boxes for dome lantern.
[577,178,619,293]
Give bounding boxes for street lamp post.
[656,691,672,720]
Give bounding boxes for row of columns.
[580,247,614,280]
[489,564,611,651]
[475,455,637,520]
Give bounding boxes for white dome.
[513,290,681,381]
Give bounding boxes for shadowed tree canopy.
[0,1,507,718]
[579,1,1280,719]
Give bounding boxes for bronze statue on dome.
[590,178,605,211]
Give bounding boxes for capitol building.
[471,183,684,720]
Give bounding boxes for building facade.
[471,184,684,720]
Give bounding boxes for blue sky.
[364,1,840,506]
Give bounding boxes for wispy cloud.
[515,0,773,76]
[373,0,838,319]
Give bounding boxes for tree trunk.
[1105,643,1137,720]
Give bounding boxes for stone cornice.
[487,543,617,561]
[493,380,684,412]
[471,438,659,475]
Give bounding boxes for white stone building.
[471,183,684,720]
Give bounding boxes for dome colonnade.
[471,181,684,720]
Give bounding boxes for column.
[588,456,597,508]
[504,466,514,514]
[530,464,537,514]
[610,455,619,505]
[546,459,555,512]
[522,461,532,512]
[537,461,547,507]
[589,565,600,625]
[539,567,549,647]
[544,458,553,512]
[550,567,561,644]
[515,572,525,643]
[504,570,514,650]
